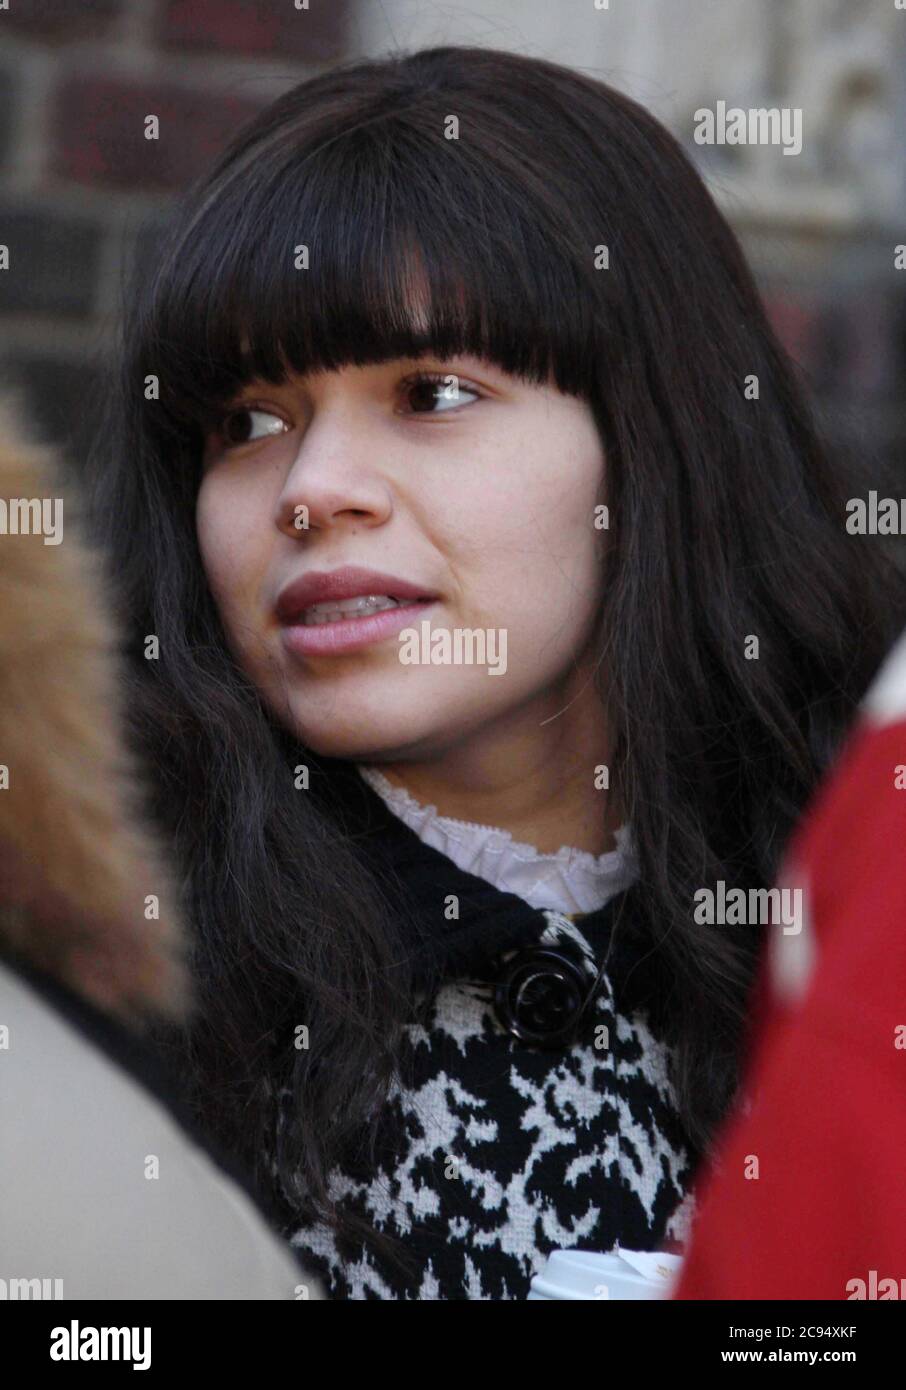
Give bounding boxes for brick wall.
[0,0,353,468]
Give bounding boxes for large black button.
[493,942,595,1048]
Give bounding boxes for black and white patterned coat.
[281,769,698,1300]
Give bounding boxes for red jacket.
[674,630,906,1300]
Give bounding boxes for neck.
[365,671,621,857]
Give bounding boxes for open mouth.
[280,594,437,657]
[297,594,428,626]
[275,565,439,656]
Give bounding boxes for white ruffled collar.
[356,764,638,916]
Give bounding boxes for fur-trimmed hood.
[0,392,189,1026]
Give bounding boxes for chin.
[300,731,432,763]
[287,702,439,763]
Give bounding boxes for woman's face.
[196,352,607,762]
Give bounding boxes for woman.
[87,45,904,1299]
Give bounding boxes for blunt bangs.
[137,111,602,441]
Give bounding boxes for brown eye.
[402,373,481,414]
[219,407,287,447]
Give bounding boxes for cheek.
[195,476,265,630]
[436,439,605,672]
[545,459,605,634]
[484,446,601,596]
[196,479,235,608]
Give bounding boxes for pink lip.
[280,599,436,656]
[275,564,438,623]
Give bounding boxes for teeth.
[300,594,403,626]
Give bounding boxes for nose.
[273,416,394,539]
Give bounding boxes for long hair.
[86,45,906,1258]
